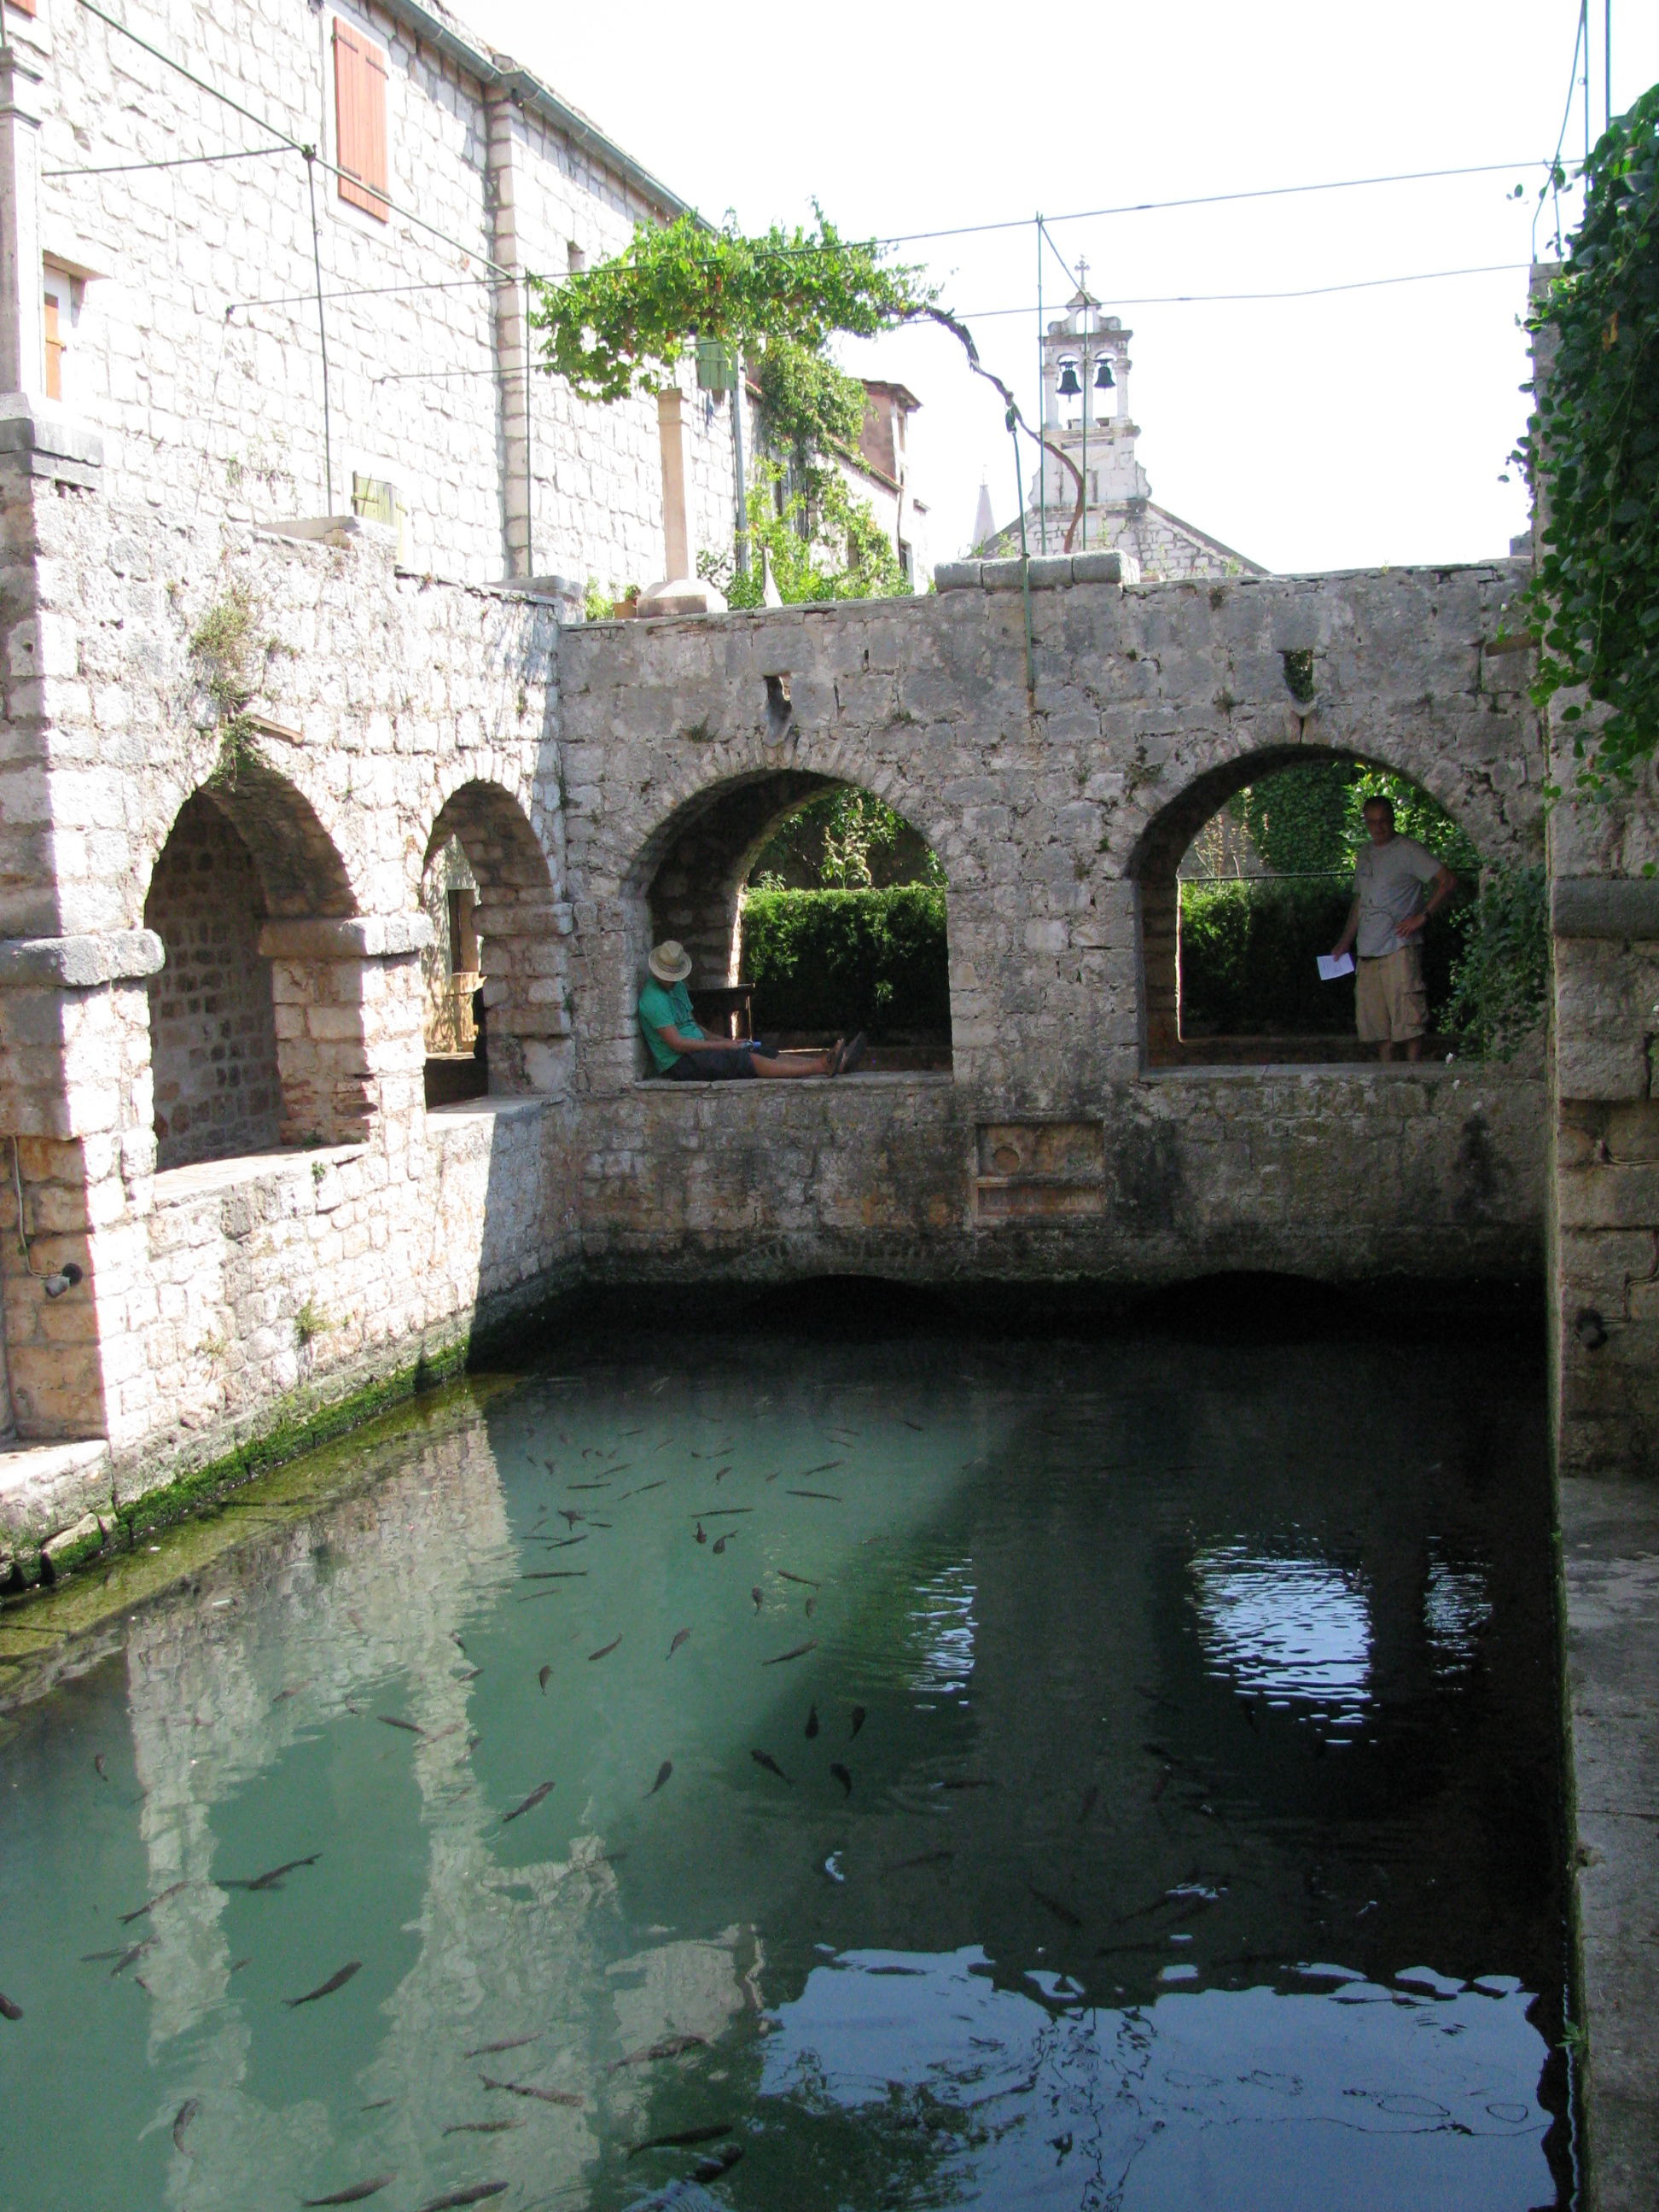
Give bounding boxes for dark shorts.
[666,1042,771,1081]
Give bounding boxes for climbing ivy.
[1443,864,1550,1058]
[529,212,928,402]
[701,461,905,607]
[1518,85,1659,788]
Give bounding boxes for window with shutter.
[333,19,389,221]
[43,294,63,401]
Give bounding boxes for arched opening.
[1133,749,1481,1066]
[637,774,952,1073]
[143,766,361,1171]
[422,781,561,1099]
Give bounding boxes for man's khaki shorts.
[1356,942,1428,1043]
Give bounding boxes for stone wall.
[0,458,1556,1522]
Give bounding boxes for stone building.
[985,281,1265,580]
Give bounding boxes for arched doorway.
[1132,749,1480,1064]
[637,773,951,1071]
[143,765,361,1170]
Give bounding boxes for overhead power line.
[953,261,1534,319]
[44,143,290,178]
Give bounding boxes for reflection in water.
[0,1331,1566,2210]
[1190,1546,1373,1722]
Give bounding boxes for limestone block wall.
[34,0,734,589]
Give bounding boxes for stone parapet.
[0,928,162,987]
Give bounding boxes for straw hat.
[648,940,693,984]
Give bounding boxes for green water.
[0,1324,1569,2210]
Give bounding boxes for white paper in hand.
[1317,953,1355,981]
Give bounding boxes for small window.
[447,888,478,975]
[898,539,913,584]
[42,270,77,402]
[352,471,398,526]
[333,19,389,221]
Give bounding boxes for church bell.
[1056,361,1081,398]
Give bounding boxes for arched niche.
[143,766,364,1169]
[1128,745,1483,1063]
[422,779,562,1095]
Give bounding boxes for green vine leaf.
[1517,85,1659,788]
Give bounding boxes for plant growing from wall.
[701,461,905,607]
[1517,84,1659,789]
[188,583,283,787]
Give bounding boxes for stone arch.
[422,779,562,1094]
[1126,742,1489,1059]
[143,766,366,1169]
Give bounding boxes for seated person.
[637,940,866,1081]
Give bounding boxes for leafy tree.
[1518,84,1659,787]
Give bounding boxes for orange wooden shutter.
[333,20,389,221]
[10,0,35,20]
[43,294,62,400]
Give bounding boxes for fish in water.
[0,1990,21,2021]
[797,1462,844,1478]
[539,1534,590,1550]
[777,1570,819,1589]
[557,1511,584,1528]
[939,1777,997,1791]
[899,1418,925,1431]
[567,1481,612,1491]
[538,1665,551,1694]
[463,2034,541,2058]
[588,1637,621,1662]
[224,1854,320,1893]
[648,1761,673,1796]
[608,2033,708,2071]
[694,2144,746,2182]
[619,1481,666,1500]
[888,1849,954,1871]
[110,1941,154,1977]
[378,1715,425,1737]
[358,2101,393,2112]
[751,1751,792,1784]
[172,2098,200,2152]
[805,1704,819,1739]
[712,1533,733,1555]
[501,1780,554,1825]
[850,1706,867,1739]
[94,1753,108,1780]
[442,2120,523,2135]
[285,1961,362,2007]
[479,2075,584,2107]
[1027,1886,1083,1930]
[805,1597,817,1616]
[301,2180,395,2207]
[119,1880,189,1924]
[751,1586,764,1612]
[830,1763,853,1797]
[713,1466,731,1483]
[786,1490,842,1502]
[455,1668,482,1684]
[694,1522,707,1545]
[414,2190,508,2212]
[763,1640,818,1666]
[522,1570,588,1580]
[627,2122,733,2159]
[667,1628,690,1659]
[81,1949,125,1963]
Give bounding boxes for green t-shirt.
[637,977,702,1074]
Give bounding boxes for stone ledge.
[934,552,1135,591]
[0,405,104,488]
[1552,878,1659,940]
[0,1438,112,1549]
[257,914,434,960]
[635,1070,956,1093]
[0,928,163,989]
[150,1142,366,1210]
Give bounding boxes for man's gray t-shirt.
[1354,834,1442,958]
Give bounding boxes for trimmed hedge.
[1179,879,1458,1034]
[740,885,950,1036]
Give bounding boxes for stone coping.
[426,1094,556,1120]
[0,1436,108,1516]
[1140,1061,1534,1083]
[150,1143,367,1208]
[635,1070,955,1093]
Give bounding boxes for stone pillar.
[483,84,531,582]
[0,41,44,409]
[638,387,726,618]
[469,890,574,1096]
[258,915,432,1150]
[0,928,163,1441]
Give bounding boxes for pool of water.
[0,1324,1570,2210]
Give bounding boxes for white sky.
[464,0,1657,574]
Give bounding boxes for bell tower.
[1031,271,1149,547]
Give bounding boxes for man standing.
[637,940,865,1080]
[1330,795,1458,1062]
